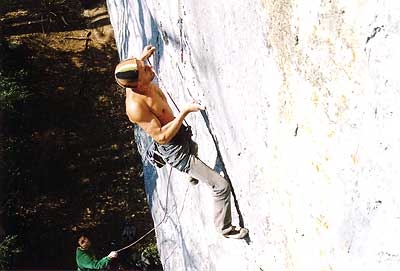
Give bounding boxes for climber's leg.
[187,155,232,233]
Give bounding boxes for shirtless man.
[114,45,248,239]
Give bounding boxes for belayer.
[114,45,248,239]
[75,235,118,270]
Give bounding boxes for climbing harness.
[142,57,193,168]
[145,140,166,168]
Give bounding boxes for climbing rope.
[147,47,246,230]
[114,164,193,253]
[115,166,172,253]
[114,51,194,254]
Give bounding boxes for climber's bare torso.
[123,58,203,144]
[126,83,174,126]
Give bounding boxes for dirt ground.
[2,1,156,269]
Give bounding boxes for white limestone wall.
[107,0,400,270]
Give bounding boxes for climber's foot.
[223,226,249,239]
[188,177,199,185]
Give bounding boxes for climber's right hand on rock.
[183,101,206,113]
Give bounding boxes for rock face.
[107,0,400,270]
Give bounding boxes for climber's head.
[115,58,154,89]
[115,58,139,88]
[78,236,91,250]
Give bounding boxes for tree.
[0,235,22,270]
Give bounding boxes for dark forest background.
[0,0,159,269]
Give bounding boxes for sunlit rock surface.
[107,0,400,270]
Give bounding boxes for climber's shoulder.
[125,91,151,123]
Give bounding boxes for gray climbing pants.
[186,155,232,234]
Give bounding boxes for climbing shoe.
[186,176,199,185]
[223,226,249,239]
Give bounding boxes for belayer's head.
[78,235,91,250]
[115,58,154,89]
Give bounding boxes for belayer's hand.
[107,251,118,259]
[140,45,156,61]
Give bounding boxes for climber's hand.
[140,45,156,61]
[183,100,206,113]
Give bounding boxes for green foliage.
[141,242,161,267]
[0,235,22,270]
[0,37,30,111]
[0,71,30,111]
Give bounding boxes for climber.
[75,235,118,271]
[114,45,248,239]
